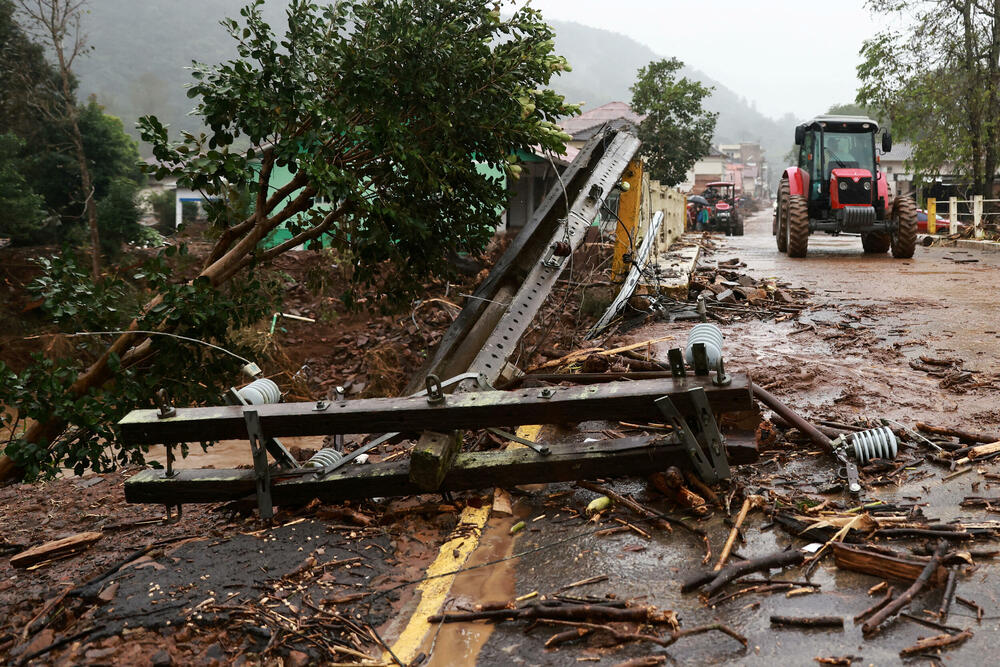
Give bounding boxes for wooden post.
[974,194,983,238]
[409,430,462,491]
[611,158,643,280]
[927,197,936,235]
[949,196,958,235]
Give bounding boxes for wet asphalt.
[462,211,1000,666]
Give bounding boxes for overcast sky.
[519,0,882,120]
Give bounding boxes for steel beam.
[119,375,751,445]
[125,436,681,505]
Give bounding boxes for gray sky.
[520,0,881,120]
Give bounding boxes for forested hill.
[73,2,792,165]
[546,20,794,169]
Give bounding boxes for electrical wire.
[57,330,255,367]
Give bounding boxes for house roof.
[559,101,645,139]
[881,141,913,162]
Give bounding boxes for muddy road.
[459,211,1000,665]
[6,210,1000,666]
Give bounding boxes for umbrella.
[687,195,709,205]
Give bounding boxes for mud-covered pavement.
[464,211,1000,665]
[5,211,1000,666]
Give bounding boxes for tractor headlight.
[839,181,847,191]
[863,181,871,190]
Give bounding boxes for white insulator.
[850,426,898,464]
[237,378,281,405]
[684,323,724,368]
[304,448,344,468]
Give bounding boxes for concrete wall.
[640,173,685,246]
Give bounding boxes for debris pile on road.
[689,257,811,323]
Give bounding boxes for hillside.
[546,20,793,172]
[71,3,792,169]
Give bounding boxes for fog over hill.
[72,2,793,169]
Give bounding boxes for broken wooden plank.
[125,436,711,505]
[409,430,461,490]
[832,542,948,587]
[119,375,752,445]
[11,532,103,568]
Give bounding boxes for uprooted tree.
[0,0,577,481]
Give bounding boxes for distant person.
[696,205,710,231]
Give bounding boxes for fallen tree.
[0,0,577,482]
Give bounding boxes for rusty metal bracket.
[691,343,710,376]
[425,374,445,405]
[243,409,273,520]
[654,389,729,483]
[685,387,730,481]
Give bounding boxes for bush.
[97,178,143,256]
[3,246,281,479]
[145,188,176,235]
[0,133,49,244]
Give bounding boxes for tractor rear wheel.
[775,181,788,252]
[861,232,890,253]
[890,196,917,258]
[786,194,810,257]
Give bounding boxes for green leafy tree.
[0,133,49,243]
[12,0,106,277]
[857,0,1000,195]
[0,0,576,481]
[0,0,62,138]
[630,57,717,185]
[19,98,141,232]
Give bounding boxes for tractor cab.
[795,115,890,221]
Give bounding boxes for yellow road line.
[384,424,542,664]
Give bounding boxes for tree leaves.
[138,0,577,301]
[630,58,717,186]
[857,0,1000,194]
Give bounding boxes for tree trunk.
[53,29,100,279]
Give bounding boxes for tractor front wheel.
[861,232,890,253]
[775,181,788,252]
[890,196,917,258]
[786,194,810,257]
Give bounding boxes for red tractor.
[702,181,743,236]
[773,115,916,258]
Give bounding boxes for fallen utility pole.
[119,125,753,518]
[124,435,745,506]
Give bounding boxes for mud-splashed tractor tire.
[890,196,917,258]
[775,180,788,253]
[786,195,810,258]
